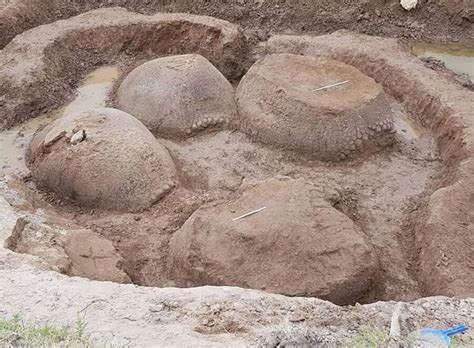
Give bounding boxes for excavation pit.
[0,8,473,313]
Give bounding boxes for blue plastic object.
[417,325,469,347]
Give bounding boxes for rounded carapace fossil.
[236,54,396,161]
[116,54,237,138]
[28,107,177,211]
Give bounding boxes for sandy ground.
[1,269,473,347]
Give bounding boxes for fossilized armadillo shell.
[168,178,378,305]
[236,54,396,161]
[28,107,177,211]
[116,54,237,137]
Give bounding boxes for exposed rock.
[27,108,177,212]
[401,0,418,11]
[168,179,378,305]
[236,54,395,161]
[70,129,86,144]
[116,54,237,137]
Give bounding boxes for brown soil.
[1,0,472,50]
[0,8,246,130]
[5,214,130,283]
[262,32,474,298]
[0,8,472,306]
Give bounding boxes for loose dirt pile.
[27,107,176,211]
[236,54,395,161]
[116,54,236,137]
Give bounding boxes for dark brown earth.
[1,0,473,50]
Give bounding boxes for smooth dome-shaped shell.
[28,108,177,211]
[116,54,237,137]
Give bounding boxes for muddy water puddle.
[411,42,474,81]
[394,113,426,141]
[0,66,119,176]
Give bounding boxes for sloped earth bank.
[0,0,473,49]
[0,271,473,346]
[0,8,246,129]
[0,8,473,346]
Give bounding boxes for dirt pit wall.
[0,0,472,50]
[0,7,246,130]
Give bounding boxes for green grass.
[345,326,391,348]
[344,326,420,347]
[0,314,95,347]
[452,335,474,348]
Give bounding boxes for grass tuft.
[0,314,95,347]
[452,335,474,348]
[345,326,391,348]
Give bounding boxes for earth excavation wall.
[0,0,472,49]
[0,6,473,346]
[0,4,473,299]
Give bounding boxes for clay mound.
[236,54,396,161]
[168,178,378,304]
[5,216,131,284]
[28,108,177,211]
[116,54,237,137]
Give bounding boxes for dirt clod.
[5,216,129,283]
